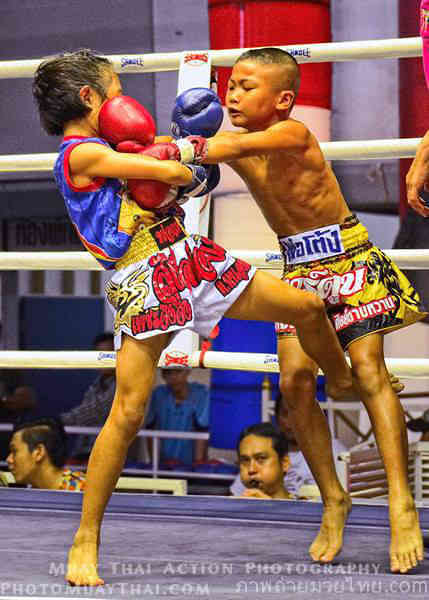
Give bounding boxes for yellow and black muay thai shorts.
[275,215,427,349]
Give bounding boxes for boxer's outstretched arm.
[68,142,192,186]
[204,120,310,163]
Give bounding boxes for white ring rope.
[0,350,427,379]
[0,37,422,79]
[0,249,427,271]
[0,138,422,173]
[0,36,426,381]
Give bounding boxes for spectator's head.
[406,409,429,441]
[93,332,115,378]
[237,422,289,498]
[161,367,190,397]
[7,418,68,487]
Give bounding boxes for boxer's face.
[102,70,123,102]
[226,60,294,131]
[80,69,123,130]
[97,71,123,132]
[95,70,123,116]
[238,434,289,497]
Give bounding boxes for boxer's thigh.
[224,269,319,325]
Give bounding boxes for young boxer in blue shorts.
[32,49,356,586]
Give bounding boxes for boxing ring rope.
[0,36,422,79]
[0,137,422,173]
[0,350,427,380]
[0,248,428,271]
[0,36,427,385]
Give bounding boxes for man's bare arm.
[204,120,310,164]
[69,142,192,185]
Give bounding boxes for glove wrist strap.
[174,138,195,163]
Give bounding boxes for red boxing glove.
[118,143,178,210]
[98,96,156,147]
[117,141,180,161]
[115,140,147,154]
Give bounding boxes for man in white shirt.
[230,393,347,498]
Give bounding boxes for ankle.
[388,494,416,513]
[323,490,350,507]
[74,528,99,545]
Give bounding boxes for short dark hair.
[235,47,300,96]
[237,422,288,459]
[14,418,68,468]
[32,49,113,135]
[93,332,114,347]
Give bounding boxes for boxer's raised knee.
[292,293,326,329]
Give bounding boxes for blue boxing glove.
[171,88,222,196]
[176,164,208,204]
[171,87,223,139]
[177,164,220,202]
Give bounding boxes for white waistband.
[279,223,344,265]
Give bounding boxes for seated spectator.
[230,393,347,498]
[0,369,37,460]
[145,367,209,467]
[6,418,85,491]
[407,409,429,441]
[236,422,293,500]
[61,332,115,461]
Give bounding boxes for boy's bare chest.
[232,154,308,198]
[230,154,347,235]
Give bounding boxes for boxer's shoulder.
[67,138,112,172]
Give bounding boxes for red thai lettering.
[332,295,396,331]
[165,352,189,367]
[215,259,251,297]
[154,222,182,246]
[184,53,208,63]
[150,238,227,304]
[287,266,367,305]
[131,299,193,335]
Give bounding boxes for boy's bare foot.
[390,500,423,573]
[388,373,404,394]
[66,536,104,586]
[309,494,352,562]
